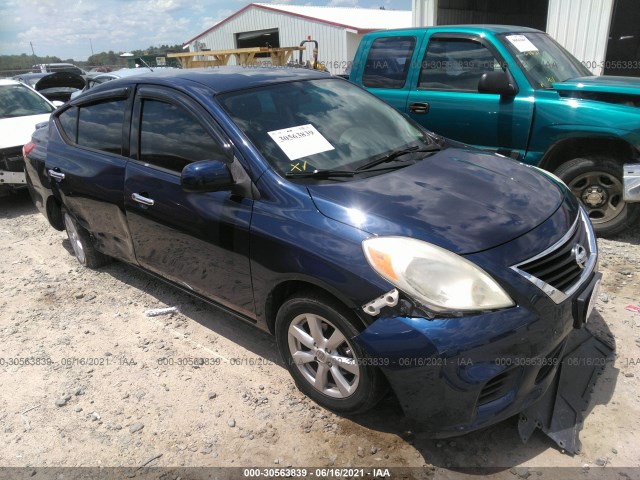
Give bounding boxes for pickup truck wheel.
[275,292,385,414]
[63,211,110,268]
[555,157,640,237]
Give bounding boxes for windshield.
[0,83,54,119]
[499,32,592,89]
[217,78,432,176]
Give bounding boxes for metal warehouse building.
[184,3,412,74]
[413,0,640,76]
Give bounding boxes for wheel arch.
[538,136,638,172]
[263,278,369,335]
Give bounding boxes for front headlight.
[362,237,514,312]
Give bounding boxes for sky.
[0,0,412,61]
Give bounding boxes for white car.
[0,79,57,195]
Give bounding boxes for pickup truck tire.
[555,157,640,237]
[63,211,110,268]
[275,291,386,415]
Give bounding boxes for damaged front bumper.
[353,272,608,452]
[623,163,640,202]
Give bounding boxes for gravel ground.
[1,190,639,480]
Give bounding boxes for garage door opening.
[605,0,640,77]
[236,28,280,57]
[437,0,549,31]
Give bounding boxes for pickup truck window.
[419,38,502,91]
[363,36,416,89]
[498,32,591,89]
[77,99,125,155]
[139,99,224,173]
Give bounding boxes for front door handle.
[409,102,430,114]
[131,193,155,206]
[48,169,65,181]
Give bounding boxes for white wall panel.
[547,0,614,75]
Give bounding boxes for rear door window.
[363,36,416,89]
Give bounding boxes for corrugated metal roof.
[186,3,411,45]
[253,3,412,30]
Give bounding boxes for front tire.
[555,157,640,237]
[63,211,110,268]
[275,292,385,414]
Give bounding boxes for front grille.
[518,219,589,292]
[478,368,520,405]
[0,146,25,172]
[512,209,596,304]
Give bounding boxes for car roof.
[0,79,22,86]
[99,68,154,79]
[88,66,333,96]
[366,24,544,35]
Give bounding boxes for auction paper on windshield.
[506,35,538,53]
[268,124,334,161]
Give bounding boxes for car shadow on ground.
[98,260,281,365]
[61,239,619,472]
[608,219,640,246]
[0,190,37,219]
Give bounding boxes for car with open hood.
[24,67,602,445]
[13,72,86,103]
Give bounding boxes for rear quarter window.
[57,107,78,143]
[77,99,125,155]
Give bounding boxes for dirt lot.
[1,191,639,479]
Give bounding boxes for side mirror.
[478,71,517,97]
[181,159,235,193]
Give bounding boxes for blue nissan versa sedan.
[24,67,601,438]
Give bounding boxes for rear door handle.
[131,193,155,206]
[409,102,430,114]
[48,169,65,181]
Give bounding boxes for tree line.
[0,44,183,74]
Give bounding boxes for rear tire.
[63,211,110,268]
[275,292,386,414]
[555,157,640,237]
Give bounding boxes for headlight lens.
[362,237,514,312]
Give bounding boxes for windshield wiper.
[356,145,441,172]
[285,169,355,178]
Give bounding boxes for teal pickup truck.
[348,25,640,236]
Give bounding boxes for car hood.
[34,72,85,91]
[0,113,51,149]
[554,76,640,96]
[306,148,564,255]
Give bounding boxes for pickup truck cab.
[349,25,640,236]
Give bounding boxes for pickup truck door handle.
[131,193,155,206]
[409,102,430,114]
[47,169,65,181]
